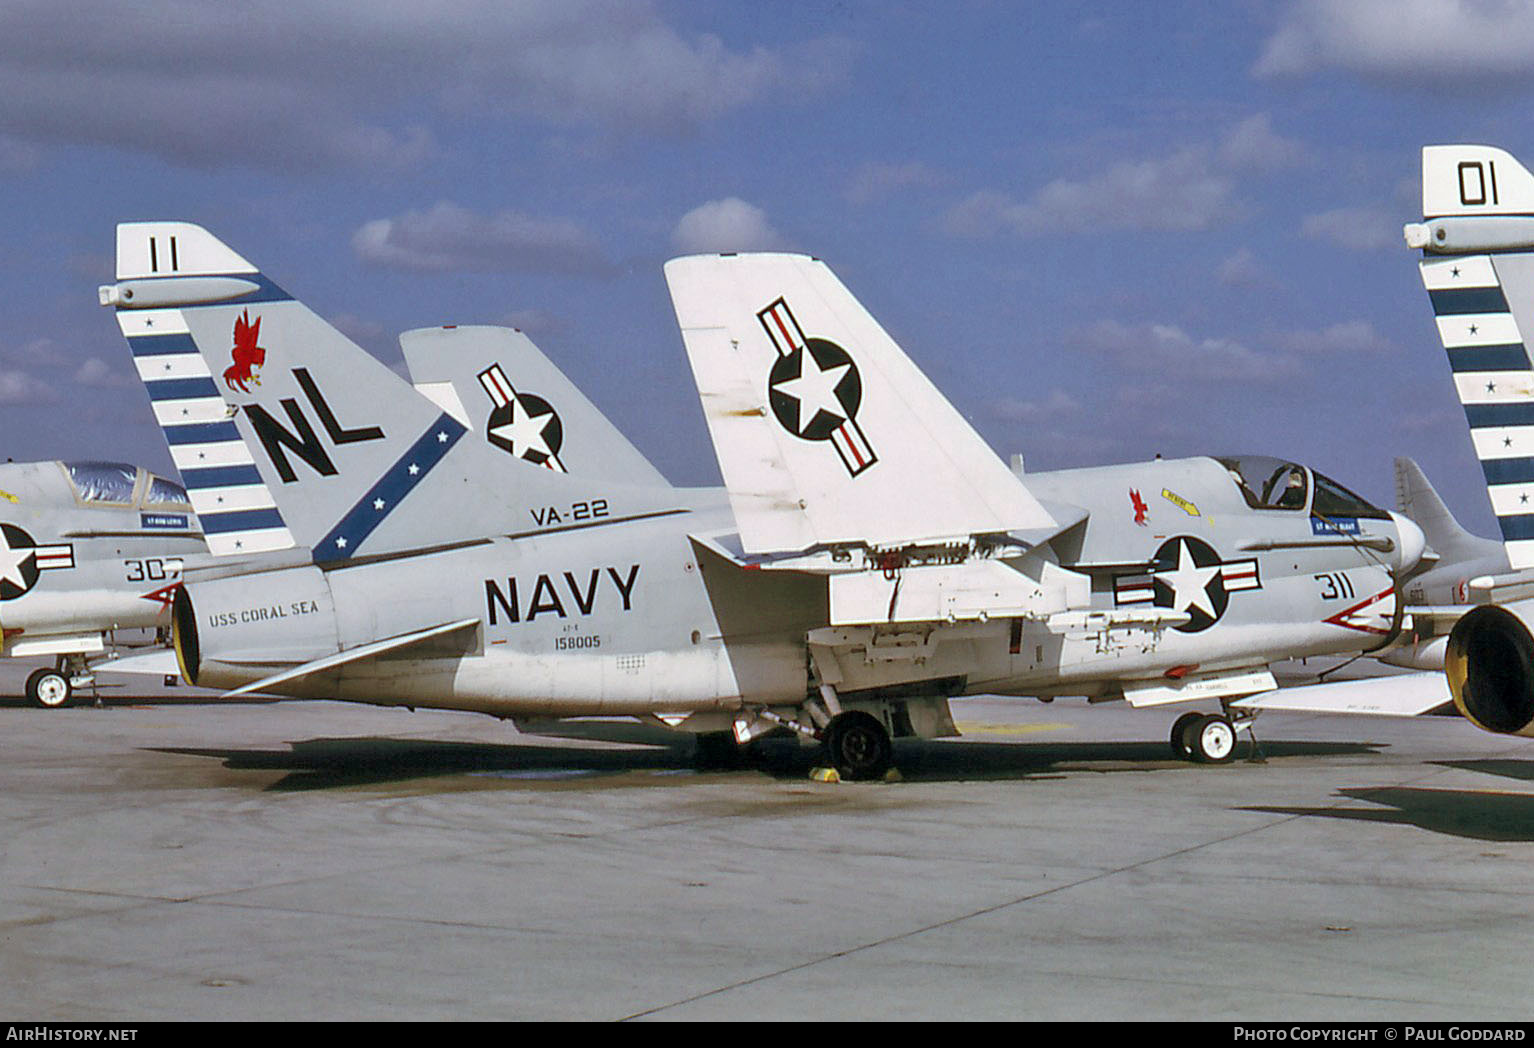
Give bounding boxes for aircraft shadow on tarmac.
[147,733,1383,792]
[1243,783,1534,843]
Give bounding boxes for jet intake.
[1445,600,1534,736]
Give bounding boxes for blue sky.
[1,0,1530,534]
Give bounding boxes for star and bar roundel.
[1112,536,1261,633]
[477,364,566,472]
[759,297,877,477]
[0,523,74,602]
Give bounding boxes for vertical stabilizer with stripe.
[1408,146,1534,570]
[104,223,679,562]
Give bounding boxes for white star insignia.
[490,396,558,460]
[373,499,385,511]
[1159,539,1221,619]
[335,536,348,549]
[0,531,35,592]
[773,351,851,433]
[408,463,420,475]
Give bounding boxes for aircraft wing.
[1232,672,1454,717]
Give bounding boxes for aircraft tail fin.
[1394,456,1476,553]
[104,223,665,561]
[663,253,1056,555]
[400,325,670,488]
[1407,147,1534,570]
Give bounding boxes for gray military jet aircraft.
[0,459,206,706]
[1386,142,1534,737]
[100,222,1426,778]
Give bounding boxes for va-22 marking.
[529,499,609,527]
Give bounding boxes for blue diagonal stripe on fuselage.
[314,412,468,563]
[1431,287,1511,315]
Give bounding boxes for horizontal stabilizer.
[664,253,1055,553]
[1231,672,1452,716]
[221,617,479,697]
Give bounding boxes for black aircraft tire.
[1189,714,1237,764]
[26,668,72,709]
[823,712,893,781]
[1170,712,1203,761]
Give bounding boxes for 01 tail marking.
[758,297,878,477]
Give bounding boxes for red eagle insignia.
[1130,488,1149,527]
[223,309,266,394]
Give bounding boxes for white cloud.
[354,202,615,276]
[1300,207,1401,252]
[942,116,1300,238]
[988,389,1081,425]
[0,366,57,405]
[72,357,134,389]
[0,1,846,172]
[1257,0,1534,86]
[1069,320,1300,383]
[671,198,787,254]
[1217,248,1279,288]
[846,161,946,205]
[1270,320,1397,357]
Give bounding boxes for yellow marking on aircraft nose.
[1161,489,1200,517]
[0,489,16,503]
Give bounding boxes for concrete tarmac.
[1,663,1532,1021]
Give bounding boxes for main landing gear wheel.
[1170,712,1203,760]
[822,712,893,781]
[25,667,72,709]
[1185,713,1238,764]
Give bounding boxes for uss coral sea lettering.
[208,600,320,628]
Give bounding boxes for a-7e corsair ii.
[0,459,206,706]
[101,223,1425,779]
[1353,142,1534,739]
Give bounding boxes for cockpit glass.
[1311,470,1390,520]
[145,474,191,506]
[1217,456,1309,511]
[65,461,137,505]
